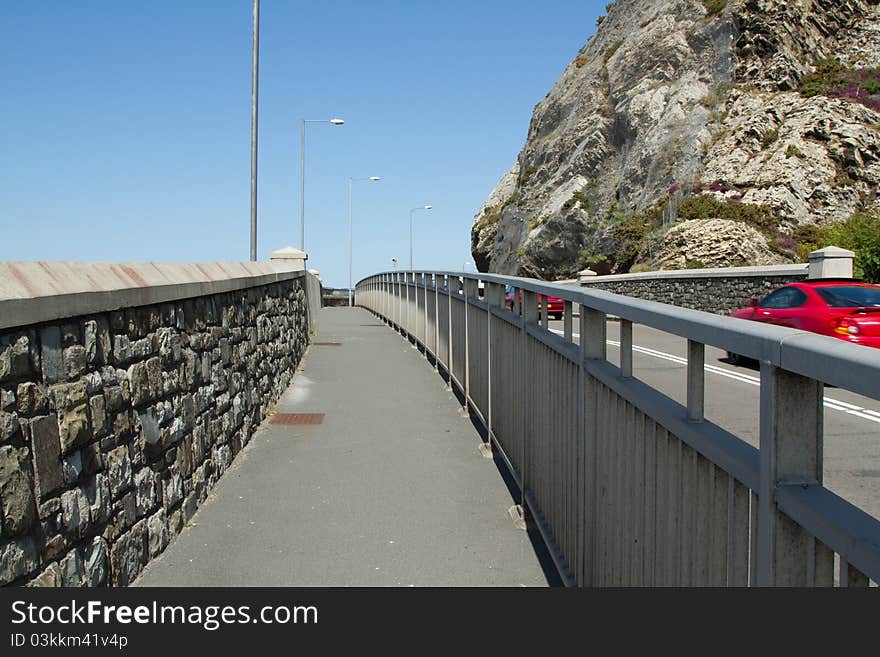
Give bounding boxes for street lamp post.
[249,0,260,261]
[301,117,344,250]
[349,176,381,306]
[409,205,433,270]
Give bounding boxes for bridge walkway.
[135,307,550,586]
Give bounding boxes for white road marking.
[550,328,880,425]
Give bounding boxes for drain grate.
[271,413,325,426]
[312,342,342,346]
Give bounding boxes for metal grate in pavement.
[270,413,325,426]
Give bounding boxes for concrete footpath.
[135,307,549,586]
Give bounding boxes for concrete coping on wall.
[0,261,305,331]
[579,263,809,284]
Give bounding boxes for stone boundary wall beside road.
[580,264,810,315]
[0,263,314,586]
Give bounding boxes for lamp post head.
[424,205,433,210]
[329,118,345,125]
[369,176,381,181]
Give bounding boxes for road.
[546,319,880,520]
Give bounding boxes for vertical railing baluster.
[484,282,505,459]
[687,340,705,422]
[433,274,439,371]
[756,364,825,586]
[463,277,478,412]
[620,319,633,379]
[564,300,573,342]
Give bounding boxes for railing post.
[433,274,439,370]
[620,319,633,379]
[483,281,505,459]
[580,306,606,585]
[463,277,479,412]
[448,275,460,392]
[687,340,704,422]
[756,363,826,586]
[397,272,403,332]
[423,273,430,358]
[512,289,538,529]
[564,300,573,342]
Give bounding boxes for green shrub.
[475,206,501,231]
[785,144,804,159]
[578,250,608,268]
[805,212,880,282]
[604,40,623,64]
[829,171,855,188]
[799,58,880,112]
[563,191,592,212]
[699,82,731,109]
[761,128,779,148]
[702,0,727,16]
[677,194,779,231]
[686,259,706,269]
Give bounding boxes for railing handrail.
[361,270,880,402]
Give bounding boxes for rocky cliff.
[472,0,880,278]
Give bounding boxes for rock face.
[471,0,880,278]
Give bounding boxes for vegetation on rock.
[799,58,880,112]
[797,210,880,282]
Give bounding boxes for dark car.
[728,280,880,362]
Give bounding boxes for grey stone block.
[0,445,37,536]
[83,536,108,587]
[60,548,85,587]
[30,415,64,499]
[0,535,39,585]
[110,519,147,586]
[40,326,63,384]
[106,446,132,498]
[60,487,91,538]
[63,345,87,380]
[27,562,61,587]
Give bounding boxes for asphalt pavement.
[134,307,550,587]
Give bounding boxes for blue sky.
[1,1,604,288]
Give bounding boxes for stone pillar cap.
[270,246,308,260]
[808,245,854,259]
[579,268,598,277]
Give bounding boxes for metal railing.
[355,271,880,587]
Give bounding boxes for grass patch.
[702,0,727,16]
[699,82,731,109]
[761,128,779,148]
[785,144,804,159]
[604,40,623,65]
[685,259,706,269]
[562,191,592,212]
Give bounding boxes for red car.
[729,280,880,360]
[504,285,564,319]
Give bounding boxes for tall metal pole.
[348,177,353,307]
[300,120,305,251]
[409,209,414,271]
[250,0,260,261]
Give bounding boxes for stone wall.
[580,265,809,315]
[0,270,310,586]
